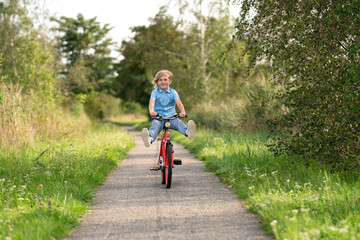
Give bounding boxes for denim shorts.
[148,118,187,142]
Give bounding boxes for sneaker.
[187,120,196,140]
[141,128,151,147]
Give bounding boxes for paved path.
[66,126,269,240]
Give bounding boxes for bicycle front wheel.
[161,168,166,184]
[165,143,173,188]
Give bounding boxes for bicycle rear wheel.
[165,143,173,188]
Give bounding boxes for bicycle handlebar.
[156,113,187,120]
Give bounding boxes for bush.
[83,92,124,121]
[83,92,106,121]
[190,100,261,133]
[236,0,360,168]
[191,91,279,133]
[121,101,147,115]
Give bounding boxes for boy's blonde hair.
[152,70,173,88]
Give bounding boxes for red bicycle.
[150,114,182,189]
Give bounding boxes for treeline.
[118,0,359,168]
[1,0,274,150]
[1,0,358,168]
[114,2,275,132]
[0,0,89,150]
[0,0,127,149]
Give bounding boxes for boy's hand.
[150,111,157,117]
[179,112,186,118]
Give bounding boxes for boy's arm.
[175,98,186,118]
[149,98,157,117]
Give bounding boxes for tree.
[0,0,57,95]
[235,0,360,167]
[173,0,238,99]
[52,14,114,94]
[112,8,189,107]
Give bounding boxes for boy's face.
[157,74,171,91]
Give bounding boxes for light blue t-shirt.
[150,87,179,117]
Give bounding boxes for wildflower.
[304,182,312,187]
[48,198,52,203]
[328,226,338,231]
[292,209,298,214]
[39,197,42,201]
[270,220,278,226]
[64,181,68,184]
[339,227,348,234]
[248,186,255,190]
[271,171,277,175]
[301,208,310,212]
[310,229,320,235]
[259,174,267,178]
[35,198,38,201]
[39,184,43,188]
[286,179,290,183]
[39,205,43,209]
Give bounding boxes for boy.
[141,70,196,147]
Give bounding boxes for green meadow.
[0,123,134,240]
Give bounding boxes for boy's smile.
[158,75,171,91]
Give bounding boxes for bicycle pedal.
[173,159,182,165]
[150,167,160,171]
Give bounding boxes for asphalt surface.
[65,125,270,240]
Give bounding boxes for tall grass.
[170,129,360,239]
[0,122,134,239]
[0,83,90,150]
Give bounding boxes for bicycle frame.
[154,114,181,189]
[159,125,173,188]
[150,114,184,188]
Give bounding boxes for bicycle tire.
[165,143,173,188]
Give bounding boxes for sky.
[41,0,241,58]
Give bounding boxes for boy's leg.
[170,118,196,139]
[148,119,164,142]
[170,118,187,135]
[141,120,163,147]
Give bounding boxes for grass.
[134,122,360,239]
[0,122,134,240]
